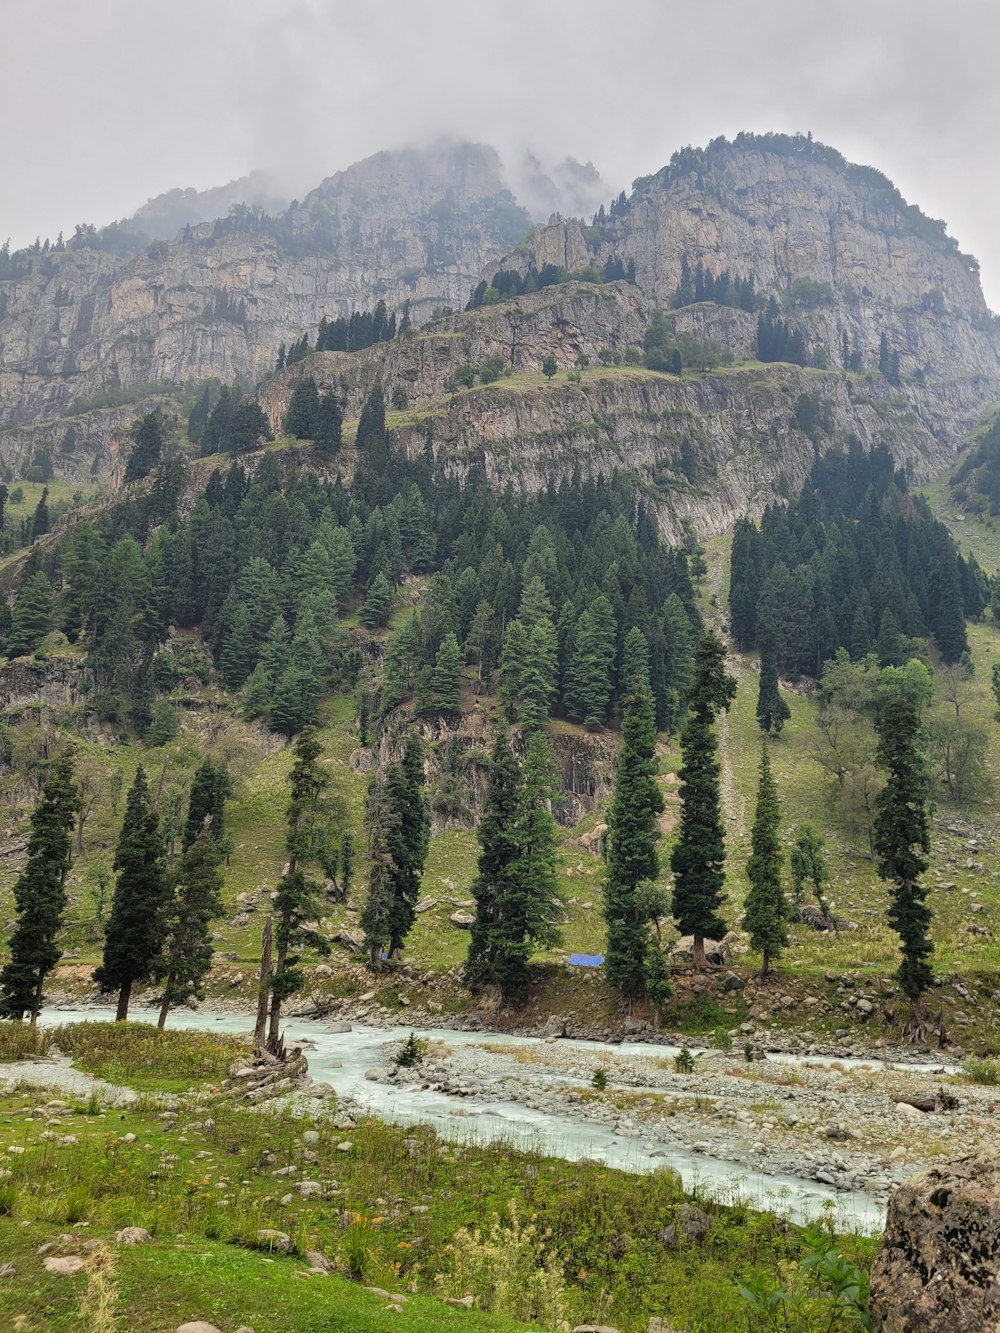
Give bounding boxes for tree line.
[730,440,987,678]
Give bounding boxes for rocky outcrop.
[869,1153,1000,1331]
[0,142,529,428]
[504,135,1000,390]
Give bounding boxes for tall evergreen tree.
[671,632,736,970]
[874,696,934,1010]
[283,375,321,439]
[124,410,165,483]
[603,684,664,1000]
[383,734,431,958]
[182,759,233,851]
[0,753,79,1025]
[265,728,332,1048]
[466,728,522,993]
[565,595,617,728]
[94,766,168,1020]
[155,828,224,1028]
[430,632,463,715]
[314,392,343,459]
[756,628,791,735]
[744,744,787,977]
[6,571,54,657]
[30,487,50,540]
[360,774,397,969]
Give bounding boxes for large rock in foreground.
[870,1154,1000,1330]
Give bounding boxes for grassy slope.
[0,1023,873,1333]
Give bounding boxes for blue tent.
[568,953,605,967]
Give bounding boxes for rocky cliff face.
[259,280,990,540]
[0,142,529,429]
[506,135,1000,388]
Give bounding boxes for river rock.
[869,1153,1000,1330]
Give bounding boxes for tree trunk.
[115,978,132,1022]
[157,977,174,1030]
[29,1008,38,1030]
[266,942,288,1052]
[692,934,707,972]
[759,951,770,981]
[254,914,272,1051]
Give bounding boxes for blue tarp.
[568,953,605,967]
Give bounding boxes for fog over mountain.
[3,0,1000,304]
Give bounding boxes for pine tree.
[504,732,562,995]
[383,734,431,957]
[315,392,343,459]
[283,376,320,439]
[359,572,394,627]
[360,774,397,969]
[223,401,272,452]
[874,696,933,1009]
[671,632,737,970]
[756,631,790,735]
[466,728,522,992]
[6,571,54,657]
[265,728,332,1048]
[744,744,787,977]
[124,410,165,483]
[603,685,664,1000]
[30,487,50,540]
[187,386,212,445]
[94,767,168,1020]
[565,596,617,728]
[0,753,79,1025]
[155,828,224,1028]
[182,759,232,852]
[430,632,462,714]
[620,626,651,700]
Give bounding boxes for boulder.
[115,1227,153,1245]
[670,936,730,966]
[869,1153,1000,1330]
[540,1015,567,1038]
[255,1229,294,1254]
[332,928,365,953]
[449,911,475,928]
[176,1325,224,1333]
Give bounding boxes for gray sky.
[4,0,1000,305]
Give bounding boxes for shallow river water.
[38,1005,906,1232]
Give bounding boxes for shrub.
[965,1057,1000,1085]
[591,1067,608,1091]
[710,1027,733,1052]
[395,1032,427,1069]
[674,1047,695,1074]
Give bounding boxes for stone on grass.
[449,910,475,928]
[255,1228,293,1254]
[0,1262,15,1278]
[176,1324,224,1333]
[42,1255,86,1276]
[444,1295,475,1308]
[115,1227,153,1245]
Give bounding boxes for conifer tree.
[283,375,320,439]
[756,630,790,735]
[314,391,343,459]
[0,753,79,1025]
[94,766,168,1021]
[565,595,617,728]
[124,410,165,483]
[265,728,332,1048]
[155,827,224,1028]
[360,571,394,627]
[466,732,563,1001]
[620,626,651,699]
[671,632,736,970]
[603,684,664,1000]
[182,759,232,852]
[241,661,271,719]
[383,734,431,957]
[430,631,462,714]
[744,744,787,977]
[30,487,50,540]
[874,696,934,1010]
[6,571,54,657]
[360,774,397,969]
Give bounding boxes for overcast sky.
[4,0,999,304]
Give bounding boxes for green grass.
[0,1046,876,1332]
